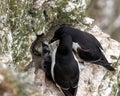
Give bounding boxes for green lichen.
[0,0,88,66]
[110,55,120,96]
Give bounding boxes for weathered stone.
[0,0,120,96]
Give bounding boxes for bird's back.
[57,26,103,50]
[55,26,115,71]
[54,35,79,89]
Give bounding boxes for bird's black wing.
[77,48,115,71]
[54,62,79,89]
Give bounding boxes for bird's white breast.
[51,48,57,81]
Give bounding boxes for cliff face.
[0,0,120,96]
[1,25,119,96]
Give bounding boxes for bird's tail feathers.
[102,64,115,71]
[91,61,115,71]
[61,87,77,96]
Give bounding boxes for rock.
[0,62,42,96]
[0,0,120,96]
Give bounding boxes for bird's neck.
[57,35,72,55]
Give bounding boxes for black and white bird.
[53,25,115,71]
[49,31,80,96]
[41,42,53,81]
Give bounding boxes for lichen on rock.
[0,0,120,96]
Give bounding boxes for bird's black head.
[41,42,50,55]
[49,28,65,44]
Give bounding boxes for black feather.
[54,26,115,71]
[50,32,80,96]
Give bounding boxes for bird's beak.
[49,37,58,44]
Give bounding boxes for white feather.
[51,48,57,81]
[72,42,81,52]
[72,42,84,63]
[72,52,81,73]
